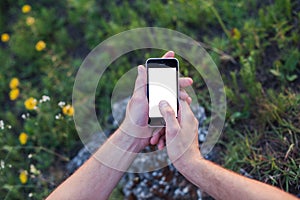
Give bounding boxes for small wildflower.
[1,33,10,42]
[231,28,241,40]
[62,104,74,116]
[22,4,31,13]
[19,170,28,184]
[28,154,33,159]
[24,97,37,110]
[7,125,12,129]
[30,164,40,175]
[9,88,20,101]
[55,113,62,120]
[19,132,28,145]
[26,16,35,26]
[35,40,46,51]
[28,193,33,198]
[0,160,4,169]
[9,78,20,89]
[0,120,4,130]
[58,101,65,107]
[39,95,50,103]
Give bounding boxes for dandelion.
[24,97,37,110]
[62,104,74,116]
[19,132,28,145]
[9,78,20,89]
[9,88,20,101]
[1,33,10,42]
[26,16,35,26]
[22,4,31,13]
[19,170,28,184]
[35,40,46,51]
[231,28,241,40]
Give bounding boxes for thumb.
[159,100,180,140]
[133,65,147,97]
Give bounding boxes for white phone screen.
[148,66,177,118]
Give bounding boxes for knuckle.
[168,125,179,134]
[165,107,175,116]
[192,117,199,126]
[131,94,144,103]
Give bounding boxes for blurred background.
[0,0,299,199]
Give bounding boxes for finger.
[187,97,192,105]
[179,77,193,88]
[179,100,195,121]
[162,51,175,58]
[133,65,147,97]
[150,128,165,145]
[179,89,189,100]
[159,100,180,139]
[157,135,166,150]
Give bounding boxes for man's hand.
[119,51,193,152]
[158,99,202,169]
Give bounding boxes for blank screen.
[148,67,177,117]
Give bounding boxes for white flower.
[0,120,4,130]
[21,113,30,119]
[28,154,33,159]
[58,101,65,107]
[39,95,51,103]
[30,164,40,175]
[55,113,62,120]
[0,160,4,169]
[28,193,33,198]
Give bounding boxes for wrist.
[110,128,144,153]
[174,154,204,174]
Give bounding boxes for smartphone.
[146,58,179,127]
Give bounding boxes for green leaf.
[270,69,281,77]
[286,74,298,82]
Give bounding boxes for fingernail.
[138,65,143,75]
[159,100,168,107]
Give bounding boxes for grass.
[0,0,299,199]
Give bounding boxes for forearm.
[46,129,141,200]
[178,158,297,200]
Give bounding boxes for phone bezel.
[146,58,179,127]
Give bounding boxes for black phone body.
[146,58,179,127]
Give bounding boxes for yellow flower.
[26,16,35,26]
[9,89,20,101]
[24,97,37,110]
[35,40,46,51]
[1,33,10,42]
[22,4,31,13]
[19,132,28,145]
[9,78,20,89]
[62,104,74,116]
[231,28,241,40]
[19,170,28,184]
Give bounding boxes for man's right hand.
[158,100,203,170]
